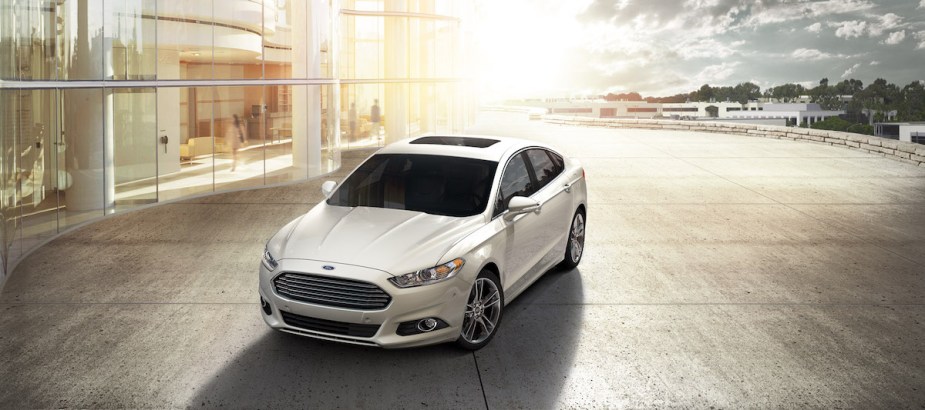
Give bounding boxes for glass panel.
[105,0,157,80]
[157,86,214,202]
[383,82,410,141]
[349,15,381,79]
[17,89,60,255]
[0,1,57,80]
[316,0,333,79]
[213,0,263,80]
[1,89,23,264]
[321,84,340,174]
[157,0,213,80]
[58,0,105,80]
[213,85,265,191]
[409,83,422,137]
[265,84,298,184]
[265,0,308,79]
[435,20,455,78]
[59,88,105,228]
[339,83,381,149]
[111,88,157,213]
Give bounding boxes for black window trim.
[491,146,565,219]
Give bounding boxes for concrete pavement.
[1,111,924,408]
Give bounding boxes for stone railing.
[544,115,925,167]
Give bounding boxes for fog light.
[417,318,438,332]
[397,317,448,336]
[260,297,272,315]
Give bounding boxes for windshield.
[327,154,498,217]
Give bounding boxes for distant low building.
[723,103,844,126]
[520,99,843,126]
[875,122,925,144]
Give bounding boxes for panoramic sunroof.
[410,136,500,148]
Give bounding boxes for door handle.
[564,177,581,193]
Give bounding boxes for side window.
[526,149,562,191]
[493,153,533,216]
[547,150,565,175]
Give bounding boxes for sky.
[473,0,925,100]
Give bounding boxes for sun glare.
[473,0,592,101]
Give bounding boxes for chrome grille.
[273,272,391,310]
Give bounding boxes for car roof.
[377,134,556,162]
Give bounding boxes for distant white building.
[875,122,925,144]
[724,103,844,126]
[519,100,844,126]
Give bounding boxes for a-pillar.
[64,1,114,213]
[384,0,408,144]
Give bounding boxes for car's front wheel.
[559,209,585,270]
[456,270,504,350]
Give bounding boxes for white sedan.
[258,135,587,349]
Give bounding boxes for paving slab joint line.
[473,352,490,410]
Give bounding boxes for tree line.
[602,78,925,126]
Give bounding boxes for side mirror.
[321,180,337,197]
[504,196,540,220]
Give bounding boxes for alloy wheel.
[570,213,585,263]
[461,277,502,345]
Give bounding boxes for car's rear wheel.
[559,209,585,270]
[456,270,504,350]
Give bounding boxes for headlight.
[388,258,465,288]
[262,248,279,271]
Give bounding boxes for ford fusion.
[258,135,587,349]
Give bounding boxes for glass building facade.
[0,0,475,283]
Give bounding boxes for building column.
[64,1,113,212]
[289,0,311,178]
[304,1,324,175]
[384,0,408,144]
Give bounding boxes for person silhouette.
[370,99,381,139]
[229,114,246,171]
[349,102,358,140]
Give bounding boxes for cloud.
[742,0,875,27]
[674,38,742,59]
[841,63,861,78]
[806,22,823,33]
[830,20,867,38]
[916,30,925,49]
[869,13,903,37]
[789,48,859,61]
[695,62,740,83]
[870,60,880,65]
[791,48,834,60]
[579,0,875,34]
[920,0,925,9]
[882,30,905,45]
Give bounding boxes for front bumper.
[258,258,471,348]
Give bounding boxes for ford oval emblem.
[322,265,335,271]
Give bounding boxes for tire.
[559,209,585,270]
[456,270,504,350]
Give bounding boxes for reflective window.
[494,153,533,216]
[525,149,562,192]
[59,1,105,80]
[111,88,157,212]
[328,154,497,217]
[156,0,213,80]
[105,0,157,80]
[0,1,57,80]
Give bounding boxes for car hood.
[277,204,484,275]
